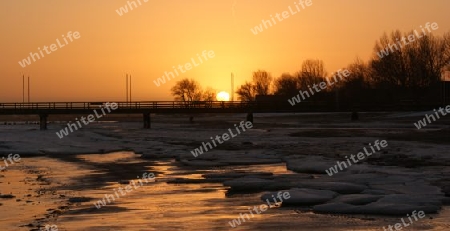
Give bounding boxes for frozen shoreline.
[1,112,450,230]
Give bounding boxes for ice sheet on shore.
[1,113,450,218]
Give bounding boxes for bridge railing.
[0,101,257,110]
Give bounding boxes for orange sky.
[1,0,449,102]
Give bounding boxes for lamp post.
[22,74,24,103]
[129,74,132,102]
[231,72,234,102]
[126,73,128,102]
[28,76,30,102]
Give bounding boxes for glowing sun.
[216,91,230,101]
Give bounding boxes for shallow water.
[1,152,449,230]
[57,153,296,230]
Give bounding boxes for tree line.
[171,29,450,107]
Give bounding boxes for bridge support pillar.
[143,113,151,129]
[246,112,253,124]
[39,114,48,130]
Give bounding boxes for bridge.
[1,100,439,130]
[0,101,286,130]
